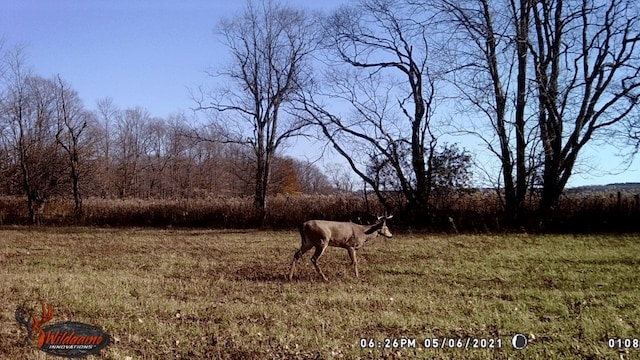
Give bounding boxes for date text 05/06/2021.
[359,335,529,351]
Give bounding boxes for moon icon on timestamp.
[512,334,528,350]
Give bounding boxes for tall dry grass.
[0,194,384,228]
[0,190,638,232]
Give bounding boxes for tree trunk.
[27,194,36,225]
[71,159,82,217]
[481,0,522,226]
[513,0,530,223]
[254,122,269,227]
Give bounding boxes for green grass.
[1,228,639,359]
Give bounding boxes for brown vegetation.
[2,228,638,358]
[0,190,638,233]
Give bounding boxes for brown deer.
[288,215,393,281]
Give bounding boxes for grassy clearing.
[0,227,638,359]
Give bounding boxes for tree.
[530,0,640,216]
[270,157,300,195]
[0,50,66,223]
[326,163,356,193]
[95,97,118,197]
[193,0,317,224]
[438,0,640,224]
[112,107,152,198]
[428,144,473,209]
[54,76,91,216]
[293,159,333,194]
[437,0,533,223]
[302,0,440,216]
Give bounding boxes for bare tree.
[193,0,318,224]
[0,50,65,223]
[292,158,333,194]
[438,0,640,224]
[112,107,152,198]
[161,114,194,199]
[437,0,534,223]
[325,163,355,193]
[54,76,90,216]
[529,0,640,216]
[95,97,118,197]
[303,0,439,216]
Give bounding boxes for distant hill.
[565,182,640,194]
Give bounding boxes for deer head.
[377,214,393,238]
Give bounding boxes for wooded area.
[1,0,639,231]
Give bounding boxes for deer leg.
[288,242,314,281]
[347,247,358,277]
[310,243,329,281]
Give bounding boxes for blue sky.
[1,0,638,187]
[2,0,258,117]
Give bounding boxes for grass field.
[1,227,639,359]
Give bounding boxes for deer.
[288,215,393,281]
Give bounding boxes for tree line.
[2,0,640,229]
[0,49,339,223]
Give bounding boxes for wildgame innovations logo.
[15,301,110,358]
